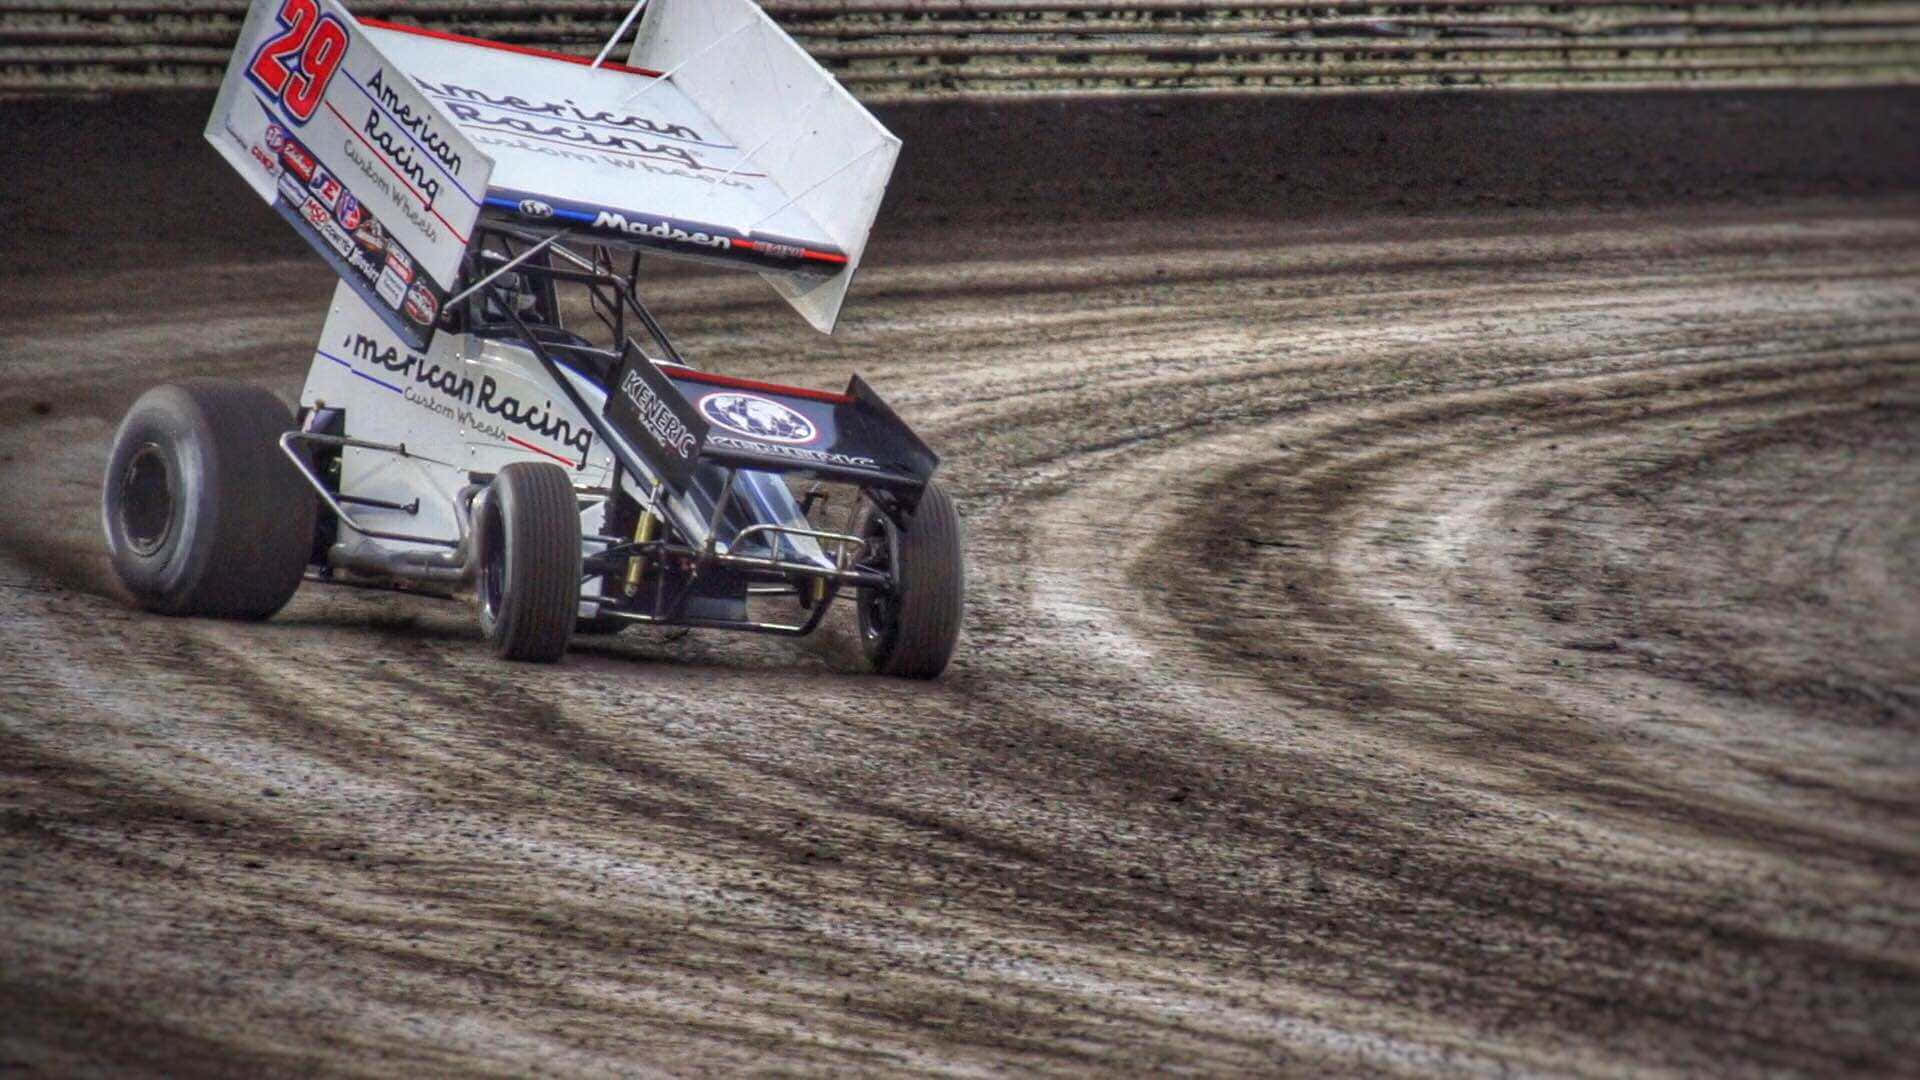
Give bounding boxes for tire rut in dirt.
[4,200,1918,1076]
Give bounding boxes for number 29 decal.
[247,0,349,124]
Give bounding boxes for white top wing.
[366,0,898,332]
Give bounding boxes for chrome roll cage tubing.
[278,429,490,584]
[278,430,470,551]
[580,486,894,636]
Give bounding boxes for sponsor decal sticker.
[309,166,345,211]
[353,218,386,255]
[346,244,381,281]
[707,434,877,470]
[277,168,309,206]
[696,392,817,445]
[302,195,353,257]
[402,280,439,326]
[280,138,318,182]
[748,240,806,261]
[336,192,364,232]
[620,370,699,462]
[518,198,553,220]
[375,265,408,308]
[264,123,288,151]
[590,210,731,251]
[250,142,283,178]
[604,360,707,490]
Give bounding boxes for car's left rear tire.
[101,379,315,619]
[475,462,580,662]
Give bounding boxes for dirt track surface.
[2,197,1918,1075]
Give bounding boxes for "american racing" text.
[441,102,700,171]
[415,80,710,145]
[353,334,592,464]
[367,68,466,178]
[363,109,443,210]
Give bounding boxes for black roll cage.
[457,225,685,374]
[456,225,900,636]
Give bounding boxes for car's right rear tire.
[101,379,315,619]
[475,462,580,662]
[856,482,965,679]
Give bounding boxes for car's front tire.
[856,482,965,679]
[101,379,315,618]
[475,461,580,662]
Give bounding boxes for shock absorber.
[623,510,658,596]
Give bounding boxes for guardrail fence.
[4,1,1917,100]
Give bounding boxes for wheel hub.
[479,507,506,621]
[120,443,173,556]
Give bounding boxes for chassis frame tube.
[279,430,464,550]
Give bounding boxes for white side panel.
[302,281,616,555]
[302,281,470,550]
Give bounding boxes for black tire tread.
[482,462,580,662]
[864,482,965,679]
[103,378,314,619]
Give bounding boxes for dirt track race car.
[100,0,965,678]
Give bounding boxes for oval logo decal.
[518,198,554,219]
[697,392,818,445]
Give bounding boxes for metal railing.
[4,1,1917,99]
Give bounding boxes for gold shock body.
[622,510,657,596]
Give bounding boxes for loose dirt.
[1,146,1915,1074]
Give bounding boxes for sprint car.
[101,0,964,677]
